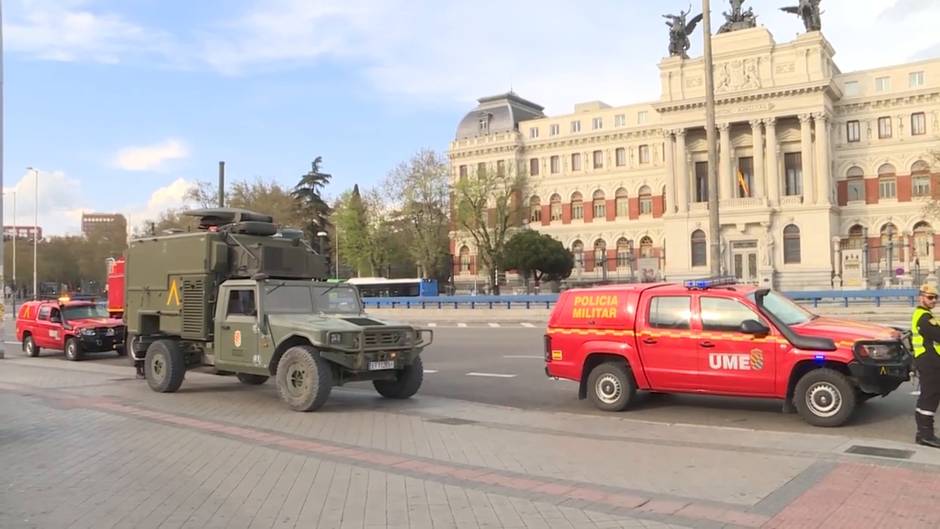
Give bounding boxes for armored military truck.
[124,208,432,411]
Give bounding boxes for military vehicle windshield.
[263,283,362,315]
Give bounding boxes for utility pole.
[0,2,5,359]
[703,0,722,276]
[218,161,225,207]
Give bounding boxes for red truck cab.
[16,298,126,361]
[545,278,912,426]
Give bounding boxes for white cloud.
[122,178,197,233]
[113,139,189,171]
[3,169,86,236]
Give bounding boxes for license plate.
[368,360,395,371]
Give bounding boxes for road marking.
[466,372,517,378]
[520,323,536,328]
[457,323,467,328]
[488,323,501,328]
[423,369,439,374]
[4,341,20,345]
[503,355,543,360]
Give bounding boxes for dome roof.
[455,92,545,140]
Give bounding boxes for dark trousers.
[916,352,940,417]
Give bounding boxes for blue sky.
[5,0,940,235]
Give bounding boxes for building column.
[663,130,676,214]
[675,129,689,213]
[813,112,832,205]
[719,122,732,200]
[765,117,780,206]
[750,120,765,201]
[799,113,816,203]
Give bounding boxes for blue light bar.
[683,276,738,289]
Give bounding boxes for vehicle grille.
[182,279,206,338]
[363,330,404,349]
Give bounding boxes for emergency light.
[683,276,737,289]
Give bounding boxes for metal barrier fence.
[362,289,922,309]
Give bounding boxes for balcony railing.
[780,195,803,207]
[721,197,764,208]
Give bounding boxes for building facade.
[449,26,940,290]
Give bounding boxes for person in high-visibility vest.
[912,283,940,448]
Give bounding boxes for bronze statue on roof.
[781,0,822,32]
[718,0,758,33]
[663,7,704,58]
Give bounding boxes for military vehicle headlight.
[351,335,360,348]
[328,332,343,345]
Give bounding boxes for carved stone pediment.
[715,58,762,94]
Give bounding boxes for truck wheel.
[65,338,83,361]
[145,339,186,393]
[794,368,857,427]
[275,346,332,412]
[373,356,424,399]
[587,361,636,412]
[23,335,40,357]
[237,373,269,385]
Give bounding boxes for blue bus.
[346,277,439,297]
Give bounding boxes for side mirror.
[740,319,770,336]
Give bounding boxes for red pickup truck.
[545,278,912,426]
[16,299,126,361]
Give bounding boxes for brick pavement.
[1,359,940,528]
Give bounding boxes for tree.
[227,179,306,229]
[292,157,333,244]
[453,162,527,295]
[333,185,374,276]
[384,149,451,281]
[503,230,574,292]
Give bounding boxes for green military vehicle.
[124,208,432,411]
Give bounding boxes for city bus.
[345,277,439,297]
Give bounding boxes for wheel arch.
[786,360,852,404]
[268,334,315,375]
[578,351,637,400]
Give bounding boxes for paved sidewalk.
[1,357,939,528]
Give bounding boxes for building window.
[913,161,931,197]
[637,111,648,125]
[914,222,933,261]
[878,116,892,139]
[550,194,562,221]
[615,188,629,217]
[614,114,626,127]
[875,76,890,92]
[616,238,632,268]
[846,120,860,143]
[694,161,708,202]
[529,127,539,139]
[846,166,865,202]
[737,157,753,198]
[593,150,603,169]
[479,115,490,134]
[844,81,860,96]
[477,162,486,177]
[592,117,603,130]
[571,153,582,171]
[691,230,707,267]
[639,236,653,258]
[638,145,650,164]
[529,158,539,176]
[592,190,606,219]
[459,246,471,273]
[784,153,803,196]
[912,112,927,136]
[593,239,607,270]
[459,165,467,180]
[496,160,505,177]
[571,192,583,220]
[878,163,897,199]
[571,120,581,133]
[550,155,560,174]
[910,71,925,88]
[528,196,542,223]
[783,225,801,264]
[638,185,652,215]
[615,147,626,167]
[549,124,560,136]
[572,240,584,269]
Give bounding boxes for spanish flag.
[737,169,750,197]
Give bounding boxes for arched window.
[459,245,471,273]
[529,196,541,223]
[845,224,865,249]
[571,240,584,269]
[783,225,801,264]
[913,161,931,197]
[691,230,707,267]
[846,166,865,202]
[593,239,607,270]
[571,192,584,220]
[639,236,653,258]
[881,223,899,267]
[914,221,933,262]
[550,194,562,221]
[878,163,897,199]
[616,237,632,268]
[592,190,606,219]
[638,186,652,215]
[615,188,629,217]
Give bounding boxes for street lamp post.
[27,167,37,299]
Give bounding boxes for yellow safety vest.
[911,306,937,358]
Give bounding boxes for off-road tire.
[236,373,269,385]
[65,338,83,362]
[373,356,424,399]
[586,361,637,412]
[23,335,39,357]
[145,339,186,393]
[794,368,857,427]
[275,346,332,412]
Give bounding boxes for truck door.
[697,296,776,395]
[217,288,260,367]
[35,305,59,348]
[636,295,701,391]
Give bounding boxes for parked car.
[16,298,126,361]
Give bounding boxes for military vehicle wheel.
[65,338,83,361]
[23,335,40,357]
[794,368,856,427]
[275,346,332,412]
[145,339,186,393]
[373,356,424,399]
[586,361,636,412]
[237,373,269,385]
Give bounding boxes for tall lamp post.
[27,167,37,299]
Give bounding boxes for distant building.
[82,213,127,237]
[3,226,42,240]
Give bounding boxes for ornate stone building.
[449,25,940,291]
